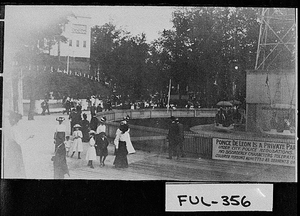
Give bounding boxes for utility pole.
[17,68,24,115]
[167,79,171,113]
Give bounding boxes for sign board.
[72,24,87,34]
[166,183,273,212]
[212,138,295,166]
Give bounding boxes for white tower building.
[50,12,91,73]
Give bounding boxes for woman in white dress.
[4,111,33,178]
[70,124,83,159]
[86,130,97,168]
[122,116,136,154]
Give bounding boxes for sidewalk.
[9,112,296,181]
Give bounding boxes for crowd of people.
[269,110,295,133]
[62,97,83,115]
[52,113,136,179]
[215,106,242,127]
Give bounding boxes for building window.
[69,40,72,46]
[76,40,79,47]
[72,24,87,34]
[83,41,86,48]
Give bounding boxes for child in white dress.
[70,124,83,159]
[86,130,97,168]
[64,135,72,156]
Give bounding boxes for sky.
[5,5,177,43]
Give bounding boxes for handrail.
[97,108,294,144]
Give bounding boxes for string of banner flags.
[24,65,108,84]
[50,66,103,82]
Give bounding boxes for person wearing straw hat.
[120,116,135,154]
[86,130,97,169]
[96,116,107,134]
[70,124,83,159]
[54,117,66,152]
[123,115,130,123]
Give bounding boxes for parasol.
[229,100,242,105]
[216,101,233,107]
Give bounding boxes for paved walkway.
[8,111,296,181]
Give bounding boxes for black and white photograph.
[1,5,297,182]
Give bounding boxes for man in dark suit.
[96,103,103,113]
[167,116,179,159]
[90,103,96,116]
[90,114,99,132]
[176,118,185,158]
[69,109,81,135]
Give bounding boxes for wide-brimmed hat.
[73,124,81,128]
[99,132,106,136]
[99,116,106,123]
[123,115,130,121]
[89,130,96,134]
[120,120,127,125]
[56,117,65,121]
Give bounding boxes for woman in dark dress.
[95,132,109,167]
[81,113,90,142]
[113,121,130,168]
[90,114,99,132]
[54,117,66,152]
[52,142,69,179]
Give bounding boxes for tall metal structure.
[255,8,296,70]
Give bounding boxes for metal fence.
[97,108,295,159]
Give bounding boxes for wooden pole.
[167,79,171,113]
[67,55,70,74]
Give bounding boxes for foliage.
[149,7,260,106]
[91,24,150,103]
[16,7,264,108]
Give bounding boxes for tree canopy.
[14,7,268,109]
[90,7,261,107]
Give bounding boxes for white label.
[165,183,273,212]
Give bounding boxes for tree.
[91,23,150,105]
[150,7,260,107]
[14,13,69,119]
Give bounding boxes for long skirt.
[53,144,69,179]
[4,139,26,178]
[96,147,108,157]
[72,138,83,152]
[86,146,97,161]
[55,132,65,151]
[126,139,136,154]
[113,141,128,168]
